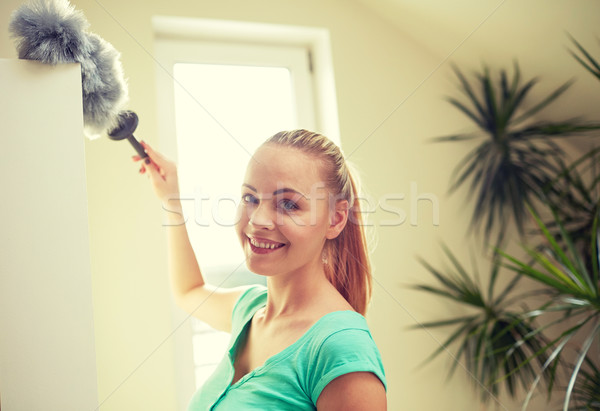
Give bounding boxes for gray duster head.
[9,0,91,63]
[80,32,128,138]
[9,0,128,139]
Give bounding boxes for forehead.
[243,144,324,193]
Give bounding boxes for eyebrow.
[242,183,308,199]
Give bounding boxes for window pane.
[173,64,297,271]
[192,328,230,365]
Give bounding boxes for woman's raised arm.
[134,141,251,333]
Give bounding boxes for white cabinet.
[0,59,98,410]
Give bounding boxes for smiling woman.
[134,129,387,409]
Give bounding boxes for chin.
[245,261,281,277]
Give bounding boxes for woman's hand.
[133,141,181,211]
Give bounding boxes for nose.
[248,202,275,229]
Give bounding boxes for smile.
[247,235,286,253]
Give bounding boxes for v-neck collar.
[226,303,360,389]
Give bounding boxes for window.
[171,52,313,274]
[173,58,306,389]
[154,16,339,406]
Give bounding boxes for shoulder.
[305,315,387,406]
[313,322,383,367]
[316,371,387,411]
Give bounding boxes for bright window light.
[173,63,297,272]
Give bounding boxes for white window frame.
[152,16,340,409]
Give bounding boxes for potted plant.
[413,34,600,410]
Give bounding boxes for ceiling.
[353,0,600,125]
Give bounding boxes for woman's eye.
[242,193,258,204]
[278,199,299,211]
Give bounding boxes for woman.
[135,129,387,410]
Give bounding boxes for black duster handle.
[108,111,148,159]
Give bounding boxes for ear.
[326,200,349,240]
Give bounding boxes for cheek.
[279,212,329,245]
[235,204,248,239]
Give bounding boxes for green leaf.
[563,321,600,411]
[499,68,510,116]
[513,123,600,140]
[416,256,459,291]
[480,67,499,133]
[451,64,488,121]
[417,319,478,367]
[448,142,489,194]
[521,334,573,410]
[488,249,504,302]
[591,210,599,292]
[492,274,523,306]
[505,77,537,124]
[428,133,480,143]
[447,334,471,379]
[406,315,479,330]
[411,284,461,302]
[568,33,600,81]
[523,247,579,290]
[441,243,479,293]
[527,206,583,286]
[513,80,574,125]
[552,207,595,294]
[498,250,578,295]
[446,97,486,130]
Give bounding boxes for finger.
[154,161,163,175]
[143,156,161,173]
[140,141,168,165]
[145,157,166,181]
[132,155,142,162]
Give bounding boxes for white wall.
[0,59,98,410]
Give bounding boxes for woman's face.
[235,144,335,277]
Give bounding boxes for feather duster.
[9,0,128,139]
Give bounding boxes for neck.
[259,260,335,323]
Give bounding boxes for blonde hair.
[262,129,373,315]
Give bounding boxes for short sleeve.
[309,328,387,404]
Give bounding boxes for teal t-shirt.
[188,284,387,410]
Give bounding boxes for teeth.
[249,237,282,249]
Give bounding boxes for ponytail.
[323,172,372,315]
